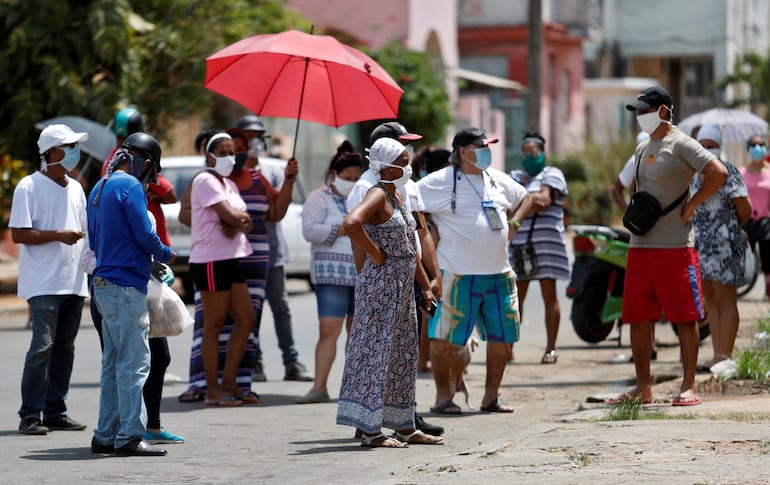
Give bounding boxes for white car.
[158,156,312,296]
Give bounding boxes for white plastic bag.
[146,277,193,338]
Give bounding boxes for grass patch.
[568,452,591,466]
[706,412,770,422]
[603,398,696,421]
[734,350,770,381]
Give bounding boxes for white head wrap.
[365,138,406,181]
[696,123,722,147]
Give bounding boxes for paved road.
[1,273,770,483]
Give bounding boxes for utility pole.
[527,0,543,132]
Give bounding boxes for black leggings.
[90,291,171,430]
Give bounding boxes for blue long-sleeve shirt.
[87,172,173,293]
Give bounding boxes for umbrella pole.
[291,25,314,164]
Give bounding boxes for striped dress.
[187,168,270,394]
[509,166,570,281]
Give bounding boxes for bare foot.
[605,388,653,405]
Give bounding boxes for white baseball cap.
[37,124,89,154]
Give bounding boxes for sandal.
[178,388,205,403]
[233,391,260,404]
[480,397,514,413]
[394,429,444,445]
[360,432,408,448]
[429,399,462,415]
[541,350,558,364]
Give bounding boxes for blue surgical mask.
[43,145,80,172]
[474,146,492,170]
[749,144,766,161]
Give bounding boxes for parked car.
[159,156,312,297]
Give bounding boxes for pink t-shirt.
[739,166,770,220]
[189,170,252,263]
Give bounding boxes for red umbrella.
[204,29,404,156]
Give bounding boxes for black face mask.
[129,153,158,185]
[234,152,248,171]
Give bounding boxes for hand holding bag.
[147,277,194,338]
[510,214,539,279]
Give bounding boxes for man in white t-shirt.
[10,124,90,435]
[417,127,531,414]
[346,121,444,437]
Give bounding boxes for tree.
[0,0,309,165]
[713,50,770,120]
[362,41,452,146]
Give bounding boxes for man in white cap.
[10,124,90,435]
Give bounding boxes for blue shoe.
[143,427,184,444]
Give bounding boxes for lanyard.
[452,165,489,213]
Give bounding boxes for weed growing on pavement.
[733,349,770,381]
[706,412,770,423]
[568,451,591,466]
[604,399,696,421]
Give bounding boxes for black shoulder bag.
[510,214,539,279]
[622,154,688,236]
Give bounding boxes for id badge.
[482,200,504,230]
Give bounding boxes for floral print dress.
[691,161,748,286]
[336,187,418,433]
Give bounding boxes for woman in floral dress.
[336,138,441,448]
[692,125,752,370]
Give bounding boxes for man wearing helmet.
[87,132,175,457]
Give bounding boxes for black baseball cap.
[626,86,673,111]
[451,127,499,149]
[368,122,422,147]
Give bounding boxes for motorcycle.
[566,224,710,344]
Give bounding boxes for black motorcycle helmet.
[122,132,161,184]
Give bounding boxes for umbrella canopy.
[677,108,768,144]
[204,30,403,129]
[35,115,116,161]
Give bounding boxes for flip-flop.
[178,388,205,403]
[480,398,514,413]
[204,396,243,407]
[541,350,558,364]
[234,391,260,404]
[430,400,462,415]
[672,395,702,407]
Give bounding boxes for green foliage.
[358,41,452,147]
[712,50,770,120]
[0,154,32,229]
[550,137,638,226]
[734,350,770,381]
[0,0,309,163]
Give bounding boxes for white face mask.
[211,154,235,177]
[381,163,412,186]
[636,106,670,135]
[706,147,721,159]
[332,177,356,197]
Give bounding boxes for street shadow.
[19,447,110,461]
[158,393,338,413]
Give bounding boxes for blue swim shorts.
[427,269,520,346]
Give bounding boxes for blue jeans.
[254,266,298,366]
[19,295,84,420]
[92,278,150,448]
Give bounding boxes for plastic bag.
[743,243,756,286]
[146,277,193,338]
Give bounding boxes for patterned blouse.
[301,185,357,286]
[691,160,748,286]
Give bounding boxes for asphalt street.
[1,274,770,483]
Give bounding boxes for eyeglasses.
[750,143,766,147]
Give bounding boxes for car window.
[163,166,203,196]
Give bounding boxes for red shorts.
[622,247,705,324]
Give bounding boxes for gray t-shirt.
[630,129,715,248]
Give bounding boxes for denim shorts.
[314,284,354,318]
